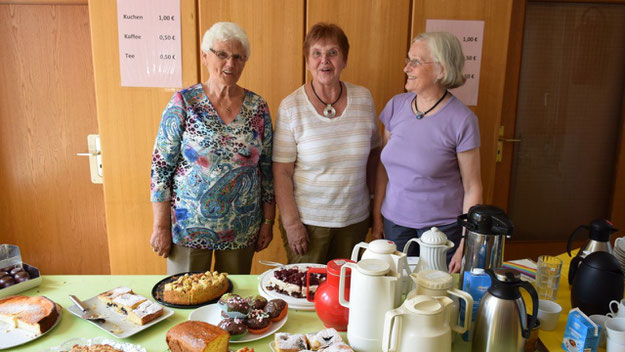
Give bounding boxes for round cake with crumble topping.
[163,271,229,305]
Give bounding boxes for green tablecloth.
[13,275,326,351]
[8,273,573,352]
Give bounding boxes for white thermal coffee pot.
[351,239,410,300]
[382,295,470,352]
[406,269,473,326]
[351,239,410,276]
[339,259,400,352]
[404,227,454,273]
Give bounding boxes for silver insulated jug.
[472,268,538,352]
[458,205,513,287]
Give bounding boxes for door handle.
[77,135,102,183]
[497,138,522,143]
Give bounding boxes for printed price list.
[117,0,182,88]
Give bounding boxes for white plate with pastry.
[0,295,62,350]
[258,263,326,311]
[189,303,287,343]
[67,287,173,338]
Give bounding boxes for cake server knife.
[258,259,285,268]
[69,294,106,323]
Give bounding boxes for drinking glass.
[535,255,563,301]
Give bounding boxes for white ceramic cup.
[615,237,625,252]
[607,337,625,352]
[605,317,625,344]
[537,299,562,331]
[609,299,625,318]
[589,314,610,348]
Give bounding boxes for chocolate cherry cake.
[266,266,326,299]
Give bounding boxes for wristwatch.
[263,218,275,225]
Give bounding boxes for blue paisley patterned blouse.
[150,83,274,250]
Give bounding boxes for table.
[5,251,592,351]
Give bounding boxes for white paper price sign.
[117,0,182,88]
[426,19,484,106]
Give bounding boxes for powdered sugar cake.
[127,300,163,325]
[0,295,60,335]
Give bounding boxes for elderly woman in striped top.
[273,23,382,264]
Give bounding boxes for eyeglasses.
[310,49,340,59]
[209,48,247,63]
[404,58,437,67]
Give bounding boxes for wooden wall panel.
[412,0,515,204]
[88,0,198,274]
[307,0,412,116]
[199,0,304,274]
[0,4,108,274]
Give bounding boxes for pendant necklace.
[311,81,343,118]
[414,90,448,120]
[207,82,233,113]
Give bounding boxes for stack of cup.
[535,255,563,301]
[608,299,625,318]
[605,318,625,351]
[589,314,610,348]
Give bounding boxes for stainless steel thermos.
[472,268,539,352]
[458,205,514,288]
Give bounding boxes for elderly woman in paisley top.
[150,22,275,275]
[372,32,482,273]
[273,23,382,264]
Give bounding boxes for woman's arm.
[273,161,309,255]
[449,147,483,273]
[256,201,276,251]
[150,92,186,258]
[256,101,276,252]
[150,201,172,258]
[371,130,391,239]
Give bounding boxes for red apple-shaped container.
[306,258,354,331]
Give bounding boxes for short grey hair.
[201,22,250,58]
[413,32,466,89]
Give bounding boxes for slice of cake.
[163,271,229,305]
[0,295,60,335]
[323,343,354,352]
[97,286,133,305]
[274,333,308,352]
[306,328,343,350]
[266,267,325,299]
[166,320,229,352]
[127,300,164,325]
[110,293,146,315]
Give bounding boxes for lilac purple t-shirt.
[380,92,480,229]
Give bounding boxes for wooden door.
[0,3,109,274]
[494,1,625,259]
[88,0,198,274]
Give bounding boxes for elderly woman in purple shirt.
[372,32,483,273]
